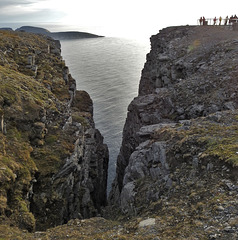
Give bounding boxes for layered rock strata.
[109,25,238,238]
[0,30,108,231]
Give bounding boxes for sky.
[0,0,237,39]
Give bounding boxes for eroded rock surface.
[0,30,108,231]
[109,26,238,239]
[1,25,238,240]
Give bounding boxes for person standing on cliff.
[213,17,217,25]
[234,14,238,22]
[224,16,229,25]
[219,16,222,25]
[199,17,203,25]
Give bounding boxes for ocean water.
[60,37,150,192]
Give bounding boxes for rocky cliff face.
[108,26,238,239]
[1,25,238,240]
[0,30,108,231]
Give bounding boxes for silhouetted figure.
[203,16,206,25]
[234,14,238,23]
[224,16,229,25]
[229,15,233,25]
[199,17,203,25]
[213,17,217,25]
[219,16,222,25]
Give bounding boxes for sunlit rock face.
[109,26,238,235]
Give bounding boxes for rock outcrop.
[1,25,238,239]
[0,29,108,231]
[109,26,238,239]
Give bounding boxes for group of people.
[199,15,238,26]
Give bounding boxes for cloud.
[0,0,65,23]
[0,0,37,8]
[1,0,237,35]
[0,9,63,23]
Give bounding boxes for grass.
[192,121,238,166]
[0,127,37,232]
[0,30,73,232]
[154,113,238,167]
[0,65,56,118]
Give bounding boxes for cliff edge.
[108,26,238,239]
[0,30,108,231]
[1,25,238,240]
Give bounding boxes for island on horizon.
[0,25,104,40]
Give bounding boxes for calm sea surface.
[60,37,150,192]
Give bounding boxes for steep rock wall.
[0,30,108,231]
[109,26,238,237]
[30,90,109,230]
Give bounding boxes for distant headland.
[0,26,104,40]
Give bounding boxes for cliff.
[108,26,238,239]
[0,30,108,231]
[1,25,238,240]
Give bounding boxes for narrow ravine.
[60,37,149,192]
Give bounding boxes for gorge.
[0,25,238,239]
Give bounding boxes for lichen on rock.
[109,26,238,239]
[0,29,108,232]
[1,25,238,239]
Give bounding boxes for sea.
[0,22,151,192]
[60,37,150,192]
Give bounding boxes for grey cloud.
[0,7,65,23]
[0,0,65,23]
[0,0,37,7]
[0,0,45,6]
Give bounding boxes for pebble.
[224,226,235,233]
[139,218,156,228]
[216,206,225,211]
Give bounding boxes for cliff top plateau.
[0,25,238,240]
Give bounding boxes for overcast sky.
[0,0,237,38]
